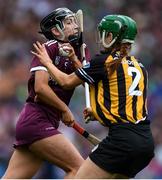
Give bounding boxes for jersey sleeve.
[75,54,105,84]
[30,40,57,73]
[30,56,48,73]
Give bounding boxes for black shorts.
[89,121,154,178]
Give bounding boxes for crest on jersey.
[55,56,60,65]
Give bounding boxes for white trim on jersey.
[135,117,146,124]
[45,40,57,47]
[30,66,48,72]
[78,68,94,84]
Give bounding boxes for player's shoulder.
[44,40,59,57]
[130,56,146,69]
[44,40,58,49]
[91,52,110,65]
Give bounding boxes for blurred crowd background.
[0,0,162,178]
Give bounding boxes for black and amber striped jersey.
[75,52,148,126]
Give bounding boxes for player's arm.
[31,41,104,88]
[69,54,82,69]
[35,70,66,110]
[45,62,83,89]
[31,41,83,89]
[34,70,74,126]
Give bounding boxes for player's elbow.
[57,74,76,89]
[35,83,46,95]
[61,74,81,89]
[61,80,74,90]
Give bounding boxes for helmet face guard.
[40,7,80,42]
[97,15,137,48]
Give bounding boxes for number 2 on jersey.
[128,67,142,96]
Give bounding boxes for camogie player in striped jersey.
[2,8,90,179]
[32,15,155,179]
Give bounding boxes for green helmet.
[98,15,137,48]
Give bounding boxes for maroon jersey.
[27,40,90,119]
[14,40,90,147]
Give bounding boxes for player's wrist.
[61,105,69,113]
[46,61,53,67]
[69,54,78,62]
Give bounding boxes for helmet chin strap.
[102,30,117,48]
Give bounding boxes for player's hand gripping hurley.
[76,10,91,123]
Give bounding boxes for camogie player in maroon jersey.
[2,7,90,179]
